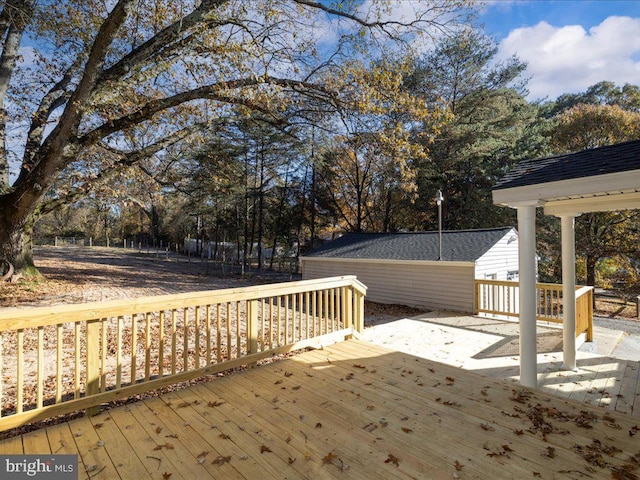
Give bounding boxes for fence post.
[247,300,259,368]
[85,319,101,416]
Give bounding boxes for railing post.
[247,300,259,368]
[85,319,101,416]
[474,281,479,315]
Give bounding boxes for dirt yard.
[0,246,422,324]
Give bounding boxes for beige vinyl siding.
[301,258,476,313]
[474,228,519,281]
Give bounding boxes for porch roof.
[492,139,640,215]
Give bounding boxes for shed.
[300,227,518,313]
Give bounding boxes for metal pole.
[436,190,443,260]
[438,201,442,260]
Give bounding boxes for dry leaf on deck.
[212,455,231,466]
[162,472,172,479]
[454,460,463,471]
[260,445,272,454]
[401,427,413,433]
[353,364,366,369]
[385,454,400,467]
[208,400,224,407]
[322,451,337,465]
[155,426,162,434]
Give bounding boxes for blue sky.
[475,0,640,100]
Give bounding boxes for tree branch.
[39,122,208,216]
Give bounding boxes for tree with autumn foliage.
[546,101,640,288]
[0,0,472,277]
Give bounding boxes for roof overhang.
[493,169,640,216]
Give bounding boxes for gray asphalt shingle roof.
[494,139,640,190]
[304,227,515,262]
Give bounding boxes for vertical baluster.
[56,325,63,402]
[323,289,329,334]
[183,307,189,372]
[331,288,336,331]
[116,316,123,389]
[284,295,289,344]
[17,329,23,413]
[268,298,274,349]
[236,301,241,357]
[216,304,222,363]
[260,299,266,351]
[145,312,151,382]
[225,302,231,359]
[131,313,138,384]
[305,291,310,339]
[312,290,317,337]
[37,326,44,409]
[171,309,177,375]
[275,296,281,347]
[298,293,303,341]
[158,311,165,378]
[100,319,107,393]
[74,323,80,399]
[206,305,212,365]
[194,306,201,369]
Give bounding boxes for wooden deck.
[2,339,640,479]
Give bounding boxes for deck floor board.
[1,339,640,480]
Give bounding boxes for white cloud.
[497,16,640,100]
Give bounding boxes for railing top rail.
[475,279,590,291]
[0,275,363,331]
[575,285,594,297]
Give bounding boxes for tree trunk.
[0,208,36,275]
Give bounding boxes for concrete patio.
[363,311,640,416]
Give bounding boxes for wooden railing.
[474,279,593,340]
[0,275,366,432]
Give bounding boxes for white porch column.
[517,205,537,388]
[560,215,577,370]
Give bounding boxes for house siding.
[474,228,519,280]
[301,258,476,312]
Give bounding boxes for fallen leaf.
[542,446,555,459]
[284,371,293,377]
[94,423,103,429]
[384,454,400,467]
[207,400,224,407]
[401,427,413,433]
[212,455,231,466]
[315,423,322,428]
[155,426,162,434]
[162,472,172,479]
[260,445,272,454]
[154,443,175,451]
[285,435,291,443]
[322,451,336,465]
[288,457,296,465]
[353,364,366,369]
[274,380,283,385]
[480,423,495,432]
[454,460,463,471]
[219,433,231,440]
[177,402,191,408]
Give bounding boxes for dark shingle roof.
[494,139,640,190]
[304,227,515,262]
